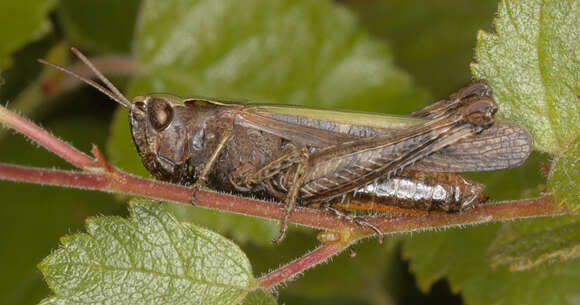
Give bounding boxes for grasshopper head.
[129,95,232,185]
[38,48,214,185]
[462,97,498,129]
[129,94,197,185]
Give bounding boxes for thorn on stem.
[348,247,358,258]
[91,145,115,173]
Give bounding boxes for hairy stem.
[0,162,567,236]
[0,163,362,231]
[257,243,344,288]
[0,106,95,169]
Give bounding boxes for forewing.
[238,104,532,172]
[239,104,424,145]
[236,108,355,146]
[412,121,533,172]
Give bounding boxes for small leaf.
[403,225,580,305]
[39,200,255,305]
[549,135,580,209]
[471,0,580,153]
[0,0,58,69]
[489,216,580,271]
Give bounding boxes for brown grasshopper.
[40,48,532,242]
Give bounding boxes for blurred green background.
[0,0,550,304]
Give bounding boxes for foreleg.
[192,129,233,201]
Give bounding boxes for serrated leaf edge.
[38,199,258,304]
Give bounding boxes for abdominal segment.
[328,170,485,213]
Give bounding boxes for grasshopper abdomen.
[332,170,486,213]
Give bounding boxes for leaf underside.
[488,216,580,271]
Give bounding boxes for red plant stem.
[366,197,562,235]
[0,163,568,235]
[0,163,350,230]
[257,243,343,288]
[0,106,95,169]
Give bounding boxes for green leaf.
[471,0,580,153]
[344,0,498,98]
[39,200,256,305]
[130,0,424,113]
[549,136,580,209]
[468,1,580,287]
[57,0,141,53]
[108,0,425,245]
[403,225,580,305]
[0,0,58,69]
[489,216,580,271]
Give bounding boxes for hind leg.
[234,145,311,243]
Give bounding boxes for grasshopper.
[40,48,532,242]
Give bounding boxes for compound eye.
[148,98,174,131]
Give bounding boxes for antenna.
[38,47,133,109]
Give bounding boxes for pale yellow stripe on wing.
[247,104,426,132]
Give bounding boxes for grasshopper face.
[129,94,232,186]
[130,94,196,185]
